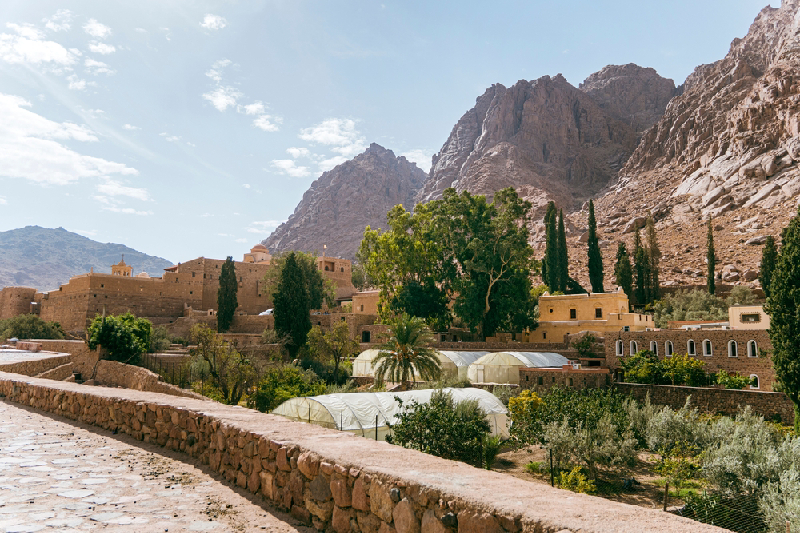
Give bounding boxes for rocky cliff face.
[263,144,427,259]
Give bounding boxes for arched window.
[750,375,760,390]
[630,341,638,355]
[728,340,738,358]
[687,340,696,356]
[650,341,658,356]
[665,341,674,357]
[703,339,713,357]
[747,340,758,358]
[616,340,624,357]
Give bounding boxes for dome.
[251,244,268,251]
[135,272,150,278]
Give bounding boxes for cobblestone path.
[0,401,311,532]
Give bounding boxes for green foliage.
[189,325,256,405]
[652,288,755,329]
[765,207,800,427]
[760,235,778,299]
[273,252,313,358]
[543,201,558,291]
[524,461,546,474]
[587,200,604,294]
[707,219,716,295]
[373,313,442,384]
[217,256,238,332]
[389,280,450,332]
[386,390,491,467]
[263,251,336,310]
[633,228,651,306]
[491,384,519,406]
[715,370,754,390]
[646,216,661,301]
[0,314,64,340]
[150,325,171,353]
[556,466,597,494]
[483,435,503,470]
[613,242,634,303]
[351,261,371,291]
[557,209,568,294]
[571,333,597,358]
[661,353,709,387]
[620,350,664,384]
[247,365,326,413]
[681,492,766,533]
[87,312,151,364]
[306,321,358,384]
[760,466,800,533]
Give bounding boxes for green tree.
[0,314,64,340]
[351,261,371,291]
[614,242,634,304]
[765,208,800,431]
[262,251,335,310]
[373,313,442,386]
[557,209,568,293]
[543,202,558,289]
[652,288,753,328]
[633,228,650,306]
[189,324,255,405]
[389,280,450,332]
[587,200,604,294]
[706,219,716,296]
[247,365,326,413]
[306,320,358,384]
[646,216,660,301]
[87,312,152,365]
[620,350,663,384]
[217,256,238,332]
[273,252,312,358]
[760,235,778,299]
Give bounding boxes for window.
[750,375,760,389]
[192,272,195,277]
[616,340,624,356]
[537,376,543,386]
[703,339,713,357]
[688,340,696,356]
[623,326,630,332]
[595,308,602,318]
[666,341,674,357]
[361,331,371,343]
[525,375,529,382]
[568,378,573,387]
[728,340,738,358]
[100,284,104,288]
[341,268,344,272]
[549,308,553,314]
[748,340,758,357]
[630,341,638,355]
[360,305,364,312]
[542,332,547,340]
[650,341,658,356]
[570,309,577,319]
[740,313,761,323]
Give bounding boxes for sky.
[0,0,771,265]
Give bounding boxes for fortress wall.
[0,373,725,533]
[0,287,37,319]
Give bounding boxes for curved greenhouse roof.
[352,349,489,380]
[272,387,510,440]
[467,352,569,385]
[497,352,569,368]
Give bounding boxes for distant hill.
[0,226,174,291]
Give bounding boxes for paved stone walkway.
[0,401,311,532]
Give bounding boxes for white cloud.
[43,10,72,33]
[0,196,6,205]
[0,24,77,65]
[200,15,227,30]
[159,132,181,142]
[253,115,281,132]
[97,178,150,201]
[123,124,139,130]
[401,149,433,172]
[286,147,310,159]
[0,93,137,185]
[239,101,264,115]
[318,155,348,172]
[85,58,114,75]
[66,74,86,90]
[202,85,241,111]
[242,184,251,189]
[235,238,248,243]
[83,19,111,39]
[88,42,115,55]
[105,206,153,216]
[247,220,284,234]
[271,159,311,178]
[75,229,97,237]
[134,28,147,33]
[299,118,366,158]
[205,58,231,82]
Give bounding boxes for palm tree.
[373,313,442,387]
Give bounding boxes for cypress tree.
[273,252,312,358]
[557,209,568,293]
[765,207,800,432]
[633,228,650,306]
[760,235,778,298]
[645,216,660,301]
[217,256,238,332]
[706,218,716,296]
[543,202,558,290]
[614,242,634,305]
[587,200,604,293]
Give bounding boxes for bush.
[620,350,663,384]
[715,370,754,390]
[557,466,597,494]
[87,313,151,365]
[621,350,710,387]
[680,492,766,533]
[0,314,65,340]
[571,333,597,358]
[150,326,171,353]
[189,325,257,405]
[248,365,326,413]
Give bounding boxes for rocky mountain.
[263,144,427,259]
[0,226,174,291]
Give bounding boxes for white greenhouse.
[467,351,569,385]
[271,387,510,441]
[351,349,488,381]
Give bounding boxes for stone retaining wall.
[0,372,723,532]
[92,360,207,401]
[614,383,795,425]
[0,354,72,377]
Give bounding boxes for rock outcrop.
[263,144,426,259]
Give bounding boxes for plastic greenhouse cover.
[437,351,489,368]
[498,352,569,368]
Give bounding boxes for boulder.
[746,235,769,245]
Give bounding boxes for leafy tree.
[150,325,171,352]
[760,235,778,299]
[0,314,64,340]
[373,313,442,386]
[507,390,543,447]
[87,312,152,365]
[217,256,238,332]
[273,252,313,358]
[351,261,371,291]
[587,200,604,293]
[248,365,326,413]
[386,390,491,468]
[715,370,754,390]
[619,350,663,384]
[764,208,800,431]
[306,320,358,384]
[707,219,716,296]
[189,324,256,405]
[633,228,651,306]
[557,209,568,293]
[660,353,708,387]
[652,288,752,328]
[571,333,597,358]
[646,216,660,301]
[262,251,336,310]
[389,280,450,332]
[543,201,558,290]
[613,242,634,303]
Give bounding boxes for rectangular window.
[570,309,577,319]
[595,308,602,318]
[542,332,547,339]
[741,313,761,323]
[538,376,543,385]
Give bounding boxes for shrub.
[150,326,171,353]
[571,333,597,358]
[619,350,663,384]
[0,314,65,340]
[87,313,151,365]
[483,435,503,470]
[715,370,754,390]
[661,353,708,387]
[189,325,257,405]
[248,365,326,413]
[556,466,597,494]
[525,461,545,474]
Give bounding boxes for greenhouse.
[467,351,569,385]
[271,387,510,441]
[351,349,488,381]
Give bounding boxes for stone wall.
[0,355,72,377]
[91,360,206,400]
[614,383,795,425]
[519,367,611,394]
[0,373,724,532]
[0,287,37,319]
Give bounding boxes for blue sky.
[0,0,770,265]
